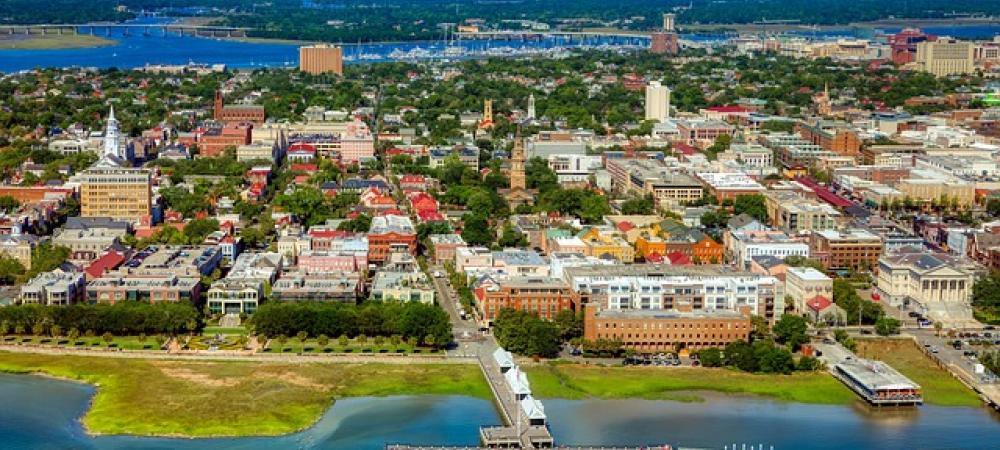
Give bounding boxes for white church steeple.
[102,106,123,159]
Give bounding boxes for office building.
[915,39,974,76]
[584,305,751,352]
[810,229,883,271]
[299,44,344,75]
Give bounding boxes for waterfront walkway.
[476,343,553,448]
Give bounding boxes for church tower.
[102,106,122,159]
[510,129,526,191]
[214,90,224,120]
[479,99,494,129]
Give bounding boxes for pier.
[477,347,553,448]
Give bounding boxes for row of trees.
[250,301,453,347]
[0,302,200,336]
[697,340,822,374]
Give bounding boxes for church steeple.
[102,105,122,159]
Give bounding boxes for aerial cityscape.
[4,0,1000,449]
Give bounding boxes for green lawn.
[3,335,164,351]
[0,352,489,437]
[264,338,435,355]
[524,363,855,405]
[855,338,982,407]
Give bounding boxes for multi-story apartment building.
[676,120,735,147]
[645,81,671,122]
[764,191,841,234]
[726,230,810,268]
[810,229,884,271]
[87,275,202,304]
[270,273,361,303]
[606,159,704,208]
[695,172,767,201]
[429,234,467,265]
[473,276,578,325]
[796,120,862,157]
[19,271,87,305]
[371,270,436,304]
[564,264,784,324]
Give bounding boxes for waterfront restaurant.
[833,358,923,406]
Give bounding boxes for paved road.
[428,264,484,358]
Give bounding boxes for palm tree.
[49,324,62,340]
[31,322,45,338]
[934,321,943,337]
[67,328,80,345]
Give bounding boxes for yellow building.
[916,39,974,77]
[635,234,668,260]
[299,44,344,75]
[581,233,636,263]
[0,235,35,270]
[80,160,152,221]
[896,179,975,207]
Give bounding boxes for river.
[0,17,646,73]
[3,373,1000,449]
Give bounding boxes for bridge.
[0,24,251,38]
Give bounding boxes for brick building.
[474,276,578,325]
[583,304,751,352]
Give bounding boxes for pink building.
[297,250,368,274]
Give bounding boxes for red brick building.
[198,123,252,158]
[367,215,417,263]
[583,304,751,353]
[214,90,265,125]
[474,277,578,325]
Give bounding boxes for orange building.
[0,186,73,204]
[474,277,578,325]
[299,44,344,75]
[796,121,861,157]
[583,304,751,353]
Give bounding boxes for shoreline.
[0,34,117,50]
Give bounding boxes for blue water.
[0,374,499,450]
[0,17,647,73]
[546,396,1000,450]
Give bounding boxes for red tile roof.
[85,251,127,278]
[807,296,833,312]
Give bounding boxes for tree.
[733,194,768,222]
[374,335,386,347]
[296,330,308,345]
[49,324,62,339]
[338,334,349,347]
[317,334,330,347]
[934,321,943,337]
[553,310,583,341]
[875,317,901,336]
[67,327,79,343]
[461,213,493,246]
[183,218,220,245]
[492,309,560,357]
[275,334,288,349]
[620,194,655,215]
[750,315,771,341]
[155,335,166,350]
[102,331,114,346]
[698,347,724,367]
[31,322,45,337]
[498,223,528,248]
[0,257,26,285]
[772,314,809,351]
[0,195,20,212]
[796,356,823,371]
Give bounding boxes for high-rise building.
[915,39,973,77]
[650,32,679,55]
[298,44,344,75]
[644,81,671,122]
[527,94,536,119]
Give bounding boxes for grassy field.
[0,352,488,437]
[3,335,164,351]
[525,363,855,405]
[0,34,116,50]
[855,338,982,407]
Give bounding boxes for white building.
[727,230,810,268]
[645,81,671,122]
[876,249,980,327]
